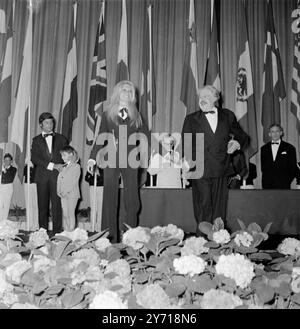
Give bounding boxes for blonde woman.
[87,80,149,242]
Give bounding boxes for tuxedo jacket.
[31,133,68,183]
[57,162,80,199]
[182,107,248,178]
[90,111,150,168]
[261,140,297,189]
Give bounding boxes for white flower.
[95,237,111,252]
[291,276,300,294]
[89,290,128,309]
[5,260,32,283]
[29,228,49,248]
[292,267,300,279]
[150,226,165,235]
[200,289,243,309]
[173,255,206,277]
[164,224,184,241]
[215,253,255,288]
[71,271,86,286]
[33,256,56,273]
[277,238,300,257]
[181,236,209,256]
[104,259,131,295]
[0,220,19,240]
[122,227,150,250]
[0,270,14,294]
[72,248,100,267]
[213,229,231,244]
[57,228,88,245]
[136,284,171,309]
[234,232,253,247]
[1,291,18,306]
[105,259,131,279]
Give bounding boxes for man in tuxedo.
[182,85,248,234]
[261,124,297,189]
[31,112,68,234]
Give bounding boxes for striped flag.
[291,1,300,128]
[10,4,32,181]
[234,1,257,159]
[261,0,286,143]
[205,0,221,91]
[60,2,78,142]
[180,0,199,115]
[86,2,107,146]
[0,2,12,144]
[140,1,156,130]
[116,0,129,83]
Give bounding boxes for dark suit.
[182,107,248,232]
[261,140,297,189]
[31,133,68,233]
[90,111,149,242]
[296,162,300,185]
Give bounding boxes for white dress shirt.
[204,107,218,133]
[42,132,54,170]
[271,139,281,161]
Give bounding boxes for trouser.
[102,167,140,243]
[24,183,39,230]
[36,174,62,234]
[61,197,78,231]
[192,176,229,235]
[89,186,104,231]
[0,183,13,221]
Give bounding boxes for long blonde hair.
[105,80,142,128]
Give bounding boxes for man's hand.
[227,139,241,154]
[87,159,96,174]
[53,164,63,172]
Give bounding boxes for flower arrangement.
[0,217,300,309]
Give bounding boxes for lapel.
[274,141,284,162]
[194,110,215,139]
[40,134,51,158]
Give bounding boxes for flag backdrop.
[140,1,156,130]
[261,0,286,143]
[0,2,12,144]
[86,2,107,146]
[205,0,221,91]
[234,1,258,159]
[116,0,129,83]
[291,1,300,129]
[180,0,198,115]
[60,2,78,142]
[10,5,32,181]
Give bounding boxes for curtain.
[0,0,298,208]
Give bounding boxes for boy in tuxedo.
[260,124,297,189]
[31,112,68,234]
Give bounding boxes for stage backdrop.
[0,0,299,209]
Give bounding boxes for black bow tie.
[43,132,54,138]
[119,108,128,118]
[204,110,215,114]
[271,142,279,145]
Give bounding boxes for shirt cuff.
[47,162,54,171]
[88,159,96,166]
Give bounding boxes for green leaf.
[204,241,219,249]
[110,284,125,292]
[274,282,292,298]
[20,269,39,287]
[236,219,246,231]
[291,293,300,305]
[263,222,273,234]
[249,252,272,261]
[86,229,109,243]
[247,222,262,233]
[234,245,258,254]
[212,217,224,231]
[104,272,119,280]
[32,281,49,295]
[161,246,182,256]
[46,284,65,296]
[61,290,84,309]
[106,247,122,262]
[186,275,217,293]
[164,283,186,298]
[53,240,72,259]
[255,283,275,304]
[134,272,149,284]
[198,222,213,237]
[50,235,72,242]
[158,238,180,254]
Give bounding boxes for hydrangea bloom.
[122,227,150,250]
[215,253,255,288]
[89,290,128,309]
[0,220,19,240]
[234,232,253,247]
[136,284,171,309]
[104,259,131,295]
[181,236,209,256]
[72,248,100,267]
[200,289,243,309]
[5,260,32,283]
[0,253,22,267]
[0,270,14,294]
[95,237,111,252]
[213,229,231,244]
[29,228,49,248]
[277,238,300,257]
[57,228,88,245]
[164,224,184,241]
[33,256,56,273]
[1,291,18,306]
[150,226,165,235]
[173,255,206,277]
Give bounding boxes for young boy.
[57,146,80,231]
